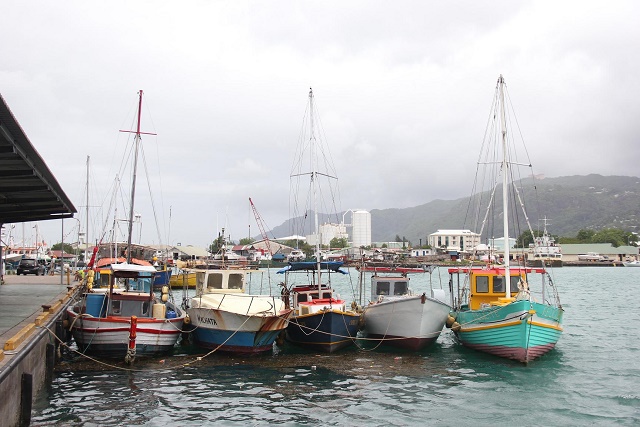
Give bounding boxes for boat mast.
[85,155,90,265]
[498,75,511,298]
[309,88,321,286]
[126,91,143,263]
[120,90,156,264]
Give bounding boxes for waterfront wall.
[0,286,77,427]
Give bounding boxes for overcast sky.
[2,1,639,249]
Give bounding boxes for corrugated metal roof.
[561,243,639,255]
[0,93,76,223]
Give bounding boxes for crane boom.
[249,198,273,256]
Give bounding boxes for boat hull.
[454,300,563,363]
[169,272,197,289]
[66,309,184,357]
[361,295,451,351]
[285,310,360,353]
[188,305,292,353]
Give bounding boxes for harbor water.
[32,267,640,426]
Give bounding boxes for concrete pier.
[0,274,80,427]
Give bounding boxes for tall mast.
[126,91,143,263]
[309,88,321,286]
[498,75,511,298]
[119,90,156,264]
[85,155,90,264]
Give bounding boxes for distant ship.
[528,219,562,267]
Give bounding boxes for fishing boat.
[186,269,293,353]
[359,268,451,351]
[66,90,185,362]
[169,268,197,288]
[528,218,563,267]
[448,76,564,363]
[278,88,360,353]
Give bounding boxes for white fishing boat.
[528,218,563,267]
[359,270,450,351]
[623,259,640,267]
[187,269,293,353]
[66,91,185,362]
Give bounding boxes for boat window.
[376,282,390,295]
[393,281,408,295]
[493,277,505,293]
[297,294,308,303]
[228,274,244,290]
[322,292,331,299]
[111,301,121,315]
[207,274,223,289]
[510,276,520,293]
[142,301,149,315]
[475,276,489,293]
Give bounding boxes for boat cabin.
[289,283,344,315]
[449,267,544,310]
[195,269,247,296]
[370,275,410,300]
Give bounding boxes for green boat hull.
[454,300,563,363]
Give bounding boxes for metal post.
[20,373,32,427]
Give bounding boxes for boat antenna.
[119,90,156,263]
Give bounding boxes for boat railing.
[208,293,281,316]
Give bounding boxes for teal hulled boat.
[448,266,563,362]
[447,75,564,363]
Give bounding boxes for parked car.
[17,258,46,275]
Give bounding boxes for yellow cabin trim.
[528,319,563,331]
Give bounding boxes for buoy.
[446,315,456,328]
[184,314,191,325]
[451,322,461,332]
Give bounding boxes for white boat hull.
[188,293,292,353]
[361,294,450,350]
[67,309,184,357]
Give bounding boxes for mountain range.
[267,175,640,245]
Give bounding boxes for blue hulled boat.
[278,262,359,352]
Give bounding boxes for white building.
[306,223,348,247]
[428,229,480,253]
[349,209,372,248]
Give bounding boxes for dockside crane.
[249,197,275,257]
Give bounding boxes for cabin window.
[142,302,149,315]
[207,274,223,289]
[228,275,244,290]
[476,276,489,293]
[510,276,520,293]
[393,281,408,295]
[322,292,331,299]
[493,277,505,293]
[111,301,121,315]
[376,282,391,295]
[297,294,308,303]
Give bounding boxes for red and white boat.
[67,263,185,360]
[66,91,184,362]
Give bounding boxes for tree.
[239,237,255,245]
[592,228,627,247]
[51,243,76,255]
[576,229,596,242]
[329,237,348,248]
[209,235,226,254]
